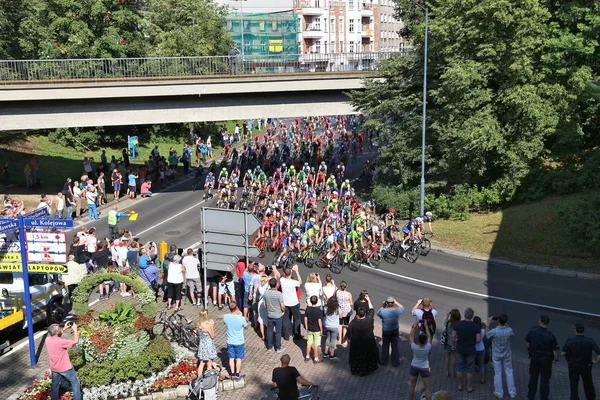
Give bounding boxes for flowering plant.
[18,372,72,400]
[134,312,155,330]
[150,356,198,391]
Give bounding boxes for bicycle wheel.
[404,246,420,263]
[368,252,381,268]
[329,254,344,274]
[383,249,398,264]
[346,253,360,272]
[314,250,328,269]
[184,330,199,351]
[304,249,316,268]
[419,238,431,256]
[157,324,174,342]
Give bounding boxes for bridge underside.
[0,90,357,131]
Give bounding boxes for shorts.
[306,331,321,346]
[128,185,136,193]
[409,366,431,378]
[242,293,250,309]
[207,276,220,287]
[475,349,485,372]
[227,343,245,359]
[167,282,183,301]
[113,183,121,192]
[456,352,476,374]
[219,281,235,296]
[339,315,351,325]
[187,278,202,294]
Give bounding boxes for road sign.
[0,252,21,262]
[25,232,67,264]
[23,208,49,218]
[204,232,247,246]
[0,263,67,273]
[204,242,261,258]
[203,208,261,235]
[205,262,234,272]
[23,218,74,229]
[205,253,237,266]
[0,219,18,234]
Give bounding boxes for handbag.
[141,267,159,293]
[440,320,448,346]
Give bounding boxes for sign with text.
[23,208,49,219]
[0,252,21,262]
[0,263,67,273]
[25,232,67,264]
[23,218,74,229]
[0,219,18,234]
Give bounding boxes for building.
[293,0,403,54]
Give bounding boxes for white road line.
[360,264,600,318]
[136,199,208,236]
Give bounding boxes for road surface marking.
[136,200,208,236]
[360,264,600,318]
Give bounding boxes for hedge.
[72,270,157,319]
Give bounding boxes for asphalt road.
[3,125,600,379]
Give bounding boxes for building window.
[316,40,321,53]
[272,21,278,31]
[324,18,327,32]
[330,18,335,33]
[340,41,344,52]
[349,0,354,10]
[260,40,267,52]
[330,41,335,53]
[339,18,343,33]
[349,19,354,33]
[349,41,355,52]
[260,20,265,31]
[324,41,328,53]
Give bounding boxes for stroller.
[188,368,219,400]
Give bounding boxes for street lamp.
[410,1,428,216]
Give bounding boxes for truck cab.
[0,271,66,340]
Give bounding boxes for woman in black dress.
[345,307,379,376]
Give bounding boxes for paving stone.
[139,395,153,400]
[176,385,188,397]
[161,387,178,399]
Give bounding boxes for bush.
[78,362,114,387]
[99,302,136,326]
[146,336,176,370]
[113,354,150,382]
[69,346,85,370]
[558,193,600,254]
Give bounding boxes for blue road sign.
[23,208,49,218]
[23,218,73,229]
[0,218,18,233]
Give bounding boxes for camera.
[265,265,273,276]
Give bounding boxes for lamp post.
[411,1,428,216]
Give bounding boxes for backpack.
[421,309,437,335]
[188,369,218,400]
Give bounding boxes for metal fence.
[0,51,410,83]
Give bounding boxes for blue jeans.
[267,316,283,350]
[87,202,98,220]
[381,330,400,366]
[51,368,81,400]
[66,206,73,220]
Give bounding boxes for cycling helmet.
[378,221,385,227]
[357,227,364,233]
[277,199,284,205]
[222,167,226,171]
[208,172,213,176]
[282,163,286,167]
[321,161,325,165]
[389,208,395,213]
[345,179,350,183]
[339,228,347,235]
[425,211,433,217]
[304,162,309,166]
[309,217,316,224]
[247,169,252,173]
[345,205,351,211]
[296,206,303,212]
[226,184,230,189]
[416,217,424,223]
[293,228,301,235]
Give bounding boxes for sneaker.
[276,347,285,353]
[329,355,338,360]
[493,393,503,399]
[313,359,323,364]
[121,292,132,297]
[266,348,274,352]
[323,354,330,359]
[238,374,246,380]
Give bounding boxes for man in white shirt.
[36,194,52,215]
[85,185,99,220]
[114,239,130,296]
[280,265,303,341]
[182,248,201,306]
[54,192,65,218]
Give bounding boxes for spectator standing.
[228,45,240,74]
[376,296,404,367]
[65,185,74,220]
[114,239,130,296]
[97,172,106,205]
[486,313,517,399]
[323,295,340,360]
[235,258,247,311]
[336,281,353,347]
[242,263,257,319]
[408,323,432,400]
[443,309,461,377]
[280,265,303,341]
[166,255,185,310]
[127,170,138,199]
[62,255,86,305]
[182,144,192,175]
[224,302,248,380]
[303,272,323,308]
[411,298,437,336]
[24,162,33,189]
[473,316,487,384]
[303,295,323,364]
[37,194,52,215]
[182,249,202,306]
[562,323,600,400]
[107,206,128,241]
[82,157,93,176]
[272,354,314,400]
[263,277,285,353]
[197,310,217,375]
[30,155,40,182]
[122,148,129,168]
[207,136,213,158]
[72,181,83,217]
[46,323,81,400]
[161,245,177,302]
[321,273,336,303]
[54,192,65,218]
[451,307,481,393]
[345,307,379,376]
[85,185,99,220]
[525,315,559,400]
[111,168,122,201]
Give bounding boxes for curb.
[432,247,600,281]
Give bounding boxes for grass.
[0,120,260,192]
[432,193,598,272]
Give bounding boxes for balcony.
[361,24,372,37]
[303,25,325,38]
[301,0,326,15]
[360,2,374,16]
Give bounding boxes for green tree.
[147,0,232,57]
[351,0,600,210]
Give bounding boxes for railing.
[302,0,324,8]
[0,52,410,83]
[305,24,323,31]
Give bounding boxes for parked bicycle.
[152,310,198,351]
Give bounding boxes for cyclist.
[257,168,268,186]
[367,221,386,247]
[300,224,319,253]
[422,211,434,235]
[340,179,351,197]
[325,174,336,194]
[401,218,419,250]
[218,167,228,180]
[383,208,396,227]
[203,172,215,199]
[277,228,301,264]
[325,227,345,260]
[348,227,363,251]
[243,169,254,188]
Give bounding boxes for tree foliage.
[351,0,600,215]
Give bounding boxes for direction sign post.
[17,214,36,369]
[201,208,262,307]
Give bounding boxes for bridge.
[0,52,405,131]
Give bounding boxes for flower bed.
[19,372,72,400]
[150,357,198,392]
